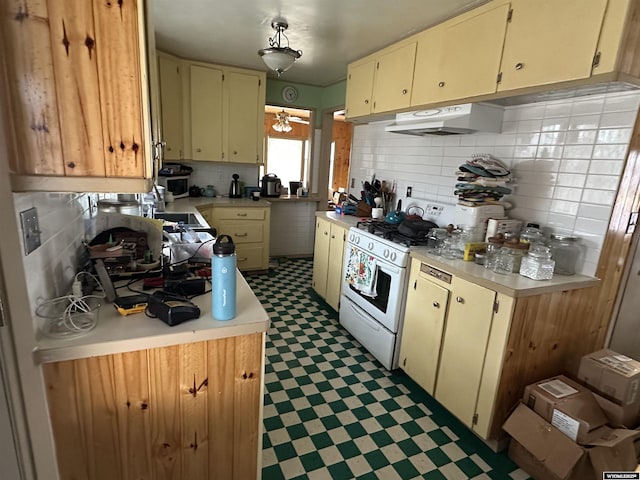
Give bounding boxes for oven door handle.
[350,303,382,332]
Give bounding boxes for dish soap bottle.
[211,235,236,320]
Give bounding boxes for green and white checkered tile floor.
[245,258,530,480]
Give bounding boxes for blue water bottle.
[211,235,236,320]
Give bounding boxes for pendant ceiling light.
[258,21,302,77]
[273,110,293,133]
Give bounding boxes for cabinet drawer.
[213,208,266,221]
[217,223,264,243]
[236,245,265,271]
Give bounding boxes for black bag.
[397,219,438,239]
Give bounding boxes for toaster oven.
[157,175,190,199]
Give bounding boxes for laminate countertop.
[314,211,599,298]
[33,271,269,364]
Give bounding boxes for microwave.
[157,175,190,198]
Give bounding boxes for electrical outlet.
[351,178,355,188]
[426,204,444,216]
[406,186,412,197]
[20,207,41,255]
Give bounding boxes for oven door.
[342,243,407,333]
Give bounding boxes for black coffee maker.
[229,173,242,198]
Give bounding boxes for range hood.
[385,102,504,136]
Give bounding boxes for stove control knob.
[383,249,390,259]
[390,252,397,261]
[354,235,360,245]
[349,233,354,242]
[368,242,374,250]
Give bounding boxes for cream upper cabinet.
[399,259,449,395]
[2,0,152,193]
[158,54,184,161]
[420,3,510,104]
[190,65,224,161]
[345,60,376,119]
[226,71,264,164]
[498,0,608,92]
[411,27,445,107]
[371,43,417,113]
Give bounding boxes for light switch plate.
[20,207,41,255]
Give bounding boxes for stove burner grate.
[356,220,431,248]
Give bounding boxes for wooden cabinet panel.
[498,0,608,92]
[190,65,223,161]
[400,266,449,395]
[1,0,150,190]
[312,218,331,299]
[435,276,496,427]
[372,43,416,113]
[158,55,184,160]
[44,335,264,480]
[236,244,267,271]
[429,3,510,103]
[345,60,376,119]
[43,350,152,480]
[411,27,445,107]
[226,71,262,164]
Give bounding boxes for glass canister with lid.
[548,234,581,275]
[520,223,545,247]
[519,245,555,280]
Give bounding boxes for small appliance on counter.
[229,173,242,198]
[260,173,282,197]
[157,163,192,199]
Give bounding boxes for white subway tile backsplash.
[350,91,640,276]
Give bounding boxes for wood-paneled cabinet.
[184,62,265,164]
[345,43,416,119]
[203,205,271,272]
[1,0,153,193]
[312,217,347,311]
[497,0,608,92]
[42,334,264,480]
[158,53,185,161]
[412,3,510,105]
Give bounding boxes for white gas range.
[339,223,414,370]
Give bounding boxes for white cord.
[38,270,108,338]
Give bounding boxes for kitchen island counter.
[33,270,269,364]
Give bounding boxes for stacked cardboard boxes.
[503,351,640,480]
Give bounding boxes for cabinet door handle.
[233,151,238,155]
[234,233,248,237]
[238,257,248,262]
[324,231,328,235]
[438,81,445,87]
[432,302,440,308]
[402,89,408,95]
[196,148,202,152]
[364,99,369,104]
[331,234,335,238]
[236,213,247,217]
[456,296,464,304]
[515,62,524,70]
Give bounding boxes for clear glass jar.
[441,234,462,260]
[427,228,449,255]
[485,237,504,270]
[520,246,555,280]
[492,247,518,275]
[548,234,580,275]
[520,223,545,247]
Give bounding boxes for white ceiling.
[152,0,488,87]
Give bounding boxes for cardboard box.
[523,375,608,444]
[504,403,640,480]
[578,349,640,406]
[593,391,640,429]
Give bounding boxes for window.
[263,105,312,194]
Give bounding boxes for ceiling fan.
[273,109,309,132]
